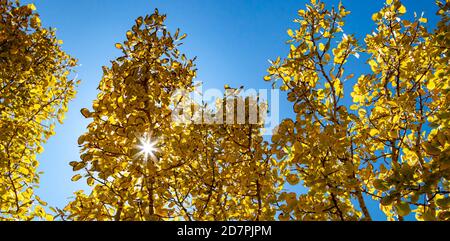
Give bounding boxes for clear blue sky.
[24,0,440,220]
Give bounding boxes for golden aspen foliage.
[167,92,281,221]
[7,0,444,221]
[61,10,280,221]
[424,0,450,221]
[266,0,450,221]
[0,0,77,220]
[61,10,197,221]
[352,0,450,221]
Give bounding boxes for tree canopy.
[0,0,449,221]
[0,0,77,220]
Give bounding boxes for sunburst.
[134,132,159,163]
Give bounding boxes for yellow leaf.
[71,174,82,182]
[179,33,187,40]
[422,210,436,221]
[290,44,296,52]
[45,214,54,221]
[368,59,378,71]
[73,162,86,171]
[80,108,92,118]
[388,130,397,139]
[115,43,123,49]
[57,115,64,124]
[427,80,436,90]
[372,13,381,21]
[287,29,295,38]
[398,5,406,14]
[334,79,343,96]
[386,0,393,5]
[419,17,427,23]
[286,174,299,185]
[77,135,86,145]
[87,177,95,186]
[380,195,395,206]
[318,43,324,52]
[31,15,41,27]
[370,129,380,136]
[18,166,29,175]
[373,179,389,191]
[126,31,133,39]
[395,202,411,217]
[28,3,36,11]
[35,196,48,206]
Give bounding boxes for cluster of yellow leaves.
[266,0,364,221]
[351,0,450,221]
[60,10,281,221]
[3,0,448,222]
[0,0,77,220]
[265,0,450,221]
